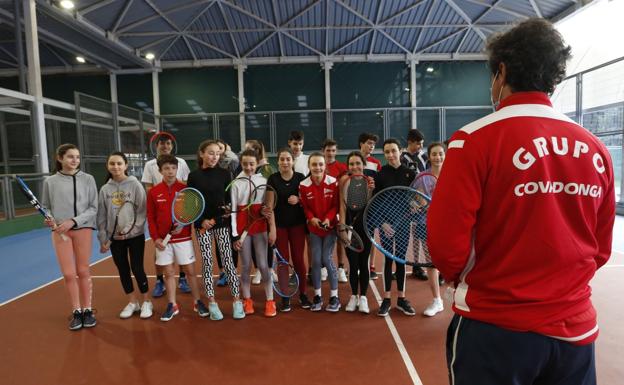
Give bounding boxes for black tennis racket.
[15,176,68,241]
[104,200,137,248]
[272,246,299,298]
[363,186,433,267]
[336,174,371,252]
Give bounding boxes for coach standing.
[427,19,615,385]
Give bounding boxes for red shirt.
[326,160,348,179]
[147,180,192,244]
[299,174,339,237]
[427,92,615,345]
[364,156,382,176]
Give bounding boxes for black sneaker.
[299,293,312,309]
[397,297,416,316]
[412,267,428,281]
[377,298,391,317]
[82,309,97,328]
[280,297,292,312]
[391,272,397,280]
[310,295,323,312]
[370,270,378,280]
[68,309,82,331]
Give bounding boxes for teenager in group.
[339,151,374,314]
[412,142,446,317]
[400,129,429,281]
[289,130,309,177]
[374,138,416,317]
[188,140,245,320]
[214,139,238,287]
[97,152,152,319]
[267,148,311,311]
[146,155,207,322]
[358,132,381,280]
[42,143,98,330]
[322,139,348,283]
[299,152,340,312]
[232,150,277,317]
[141,133,192,297]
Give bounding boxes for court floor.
[0,216,622,385]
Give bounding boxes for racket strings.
[345,178,368,211]
[173,191,204,223]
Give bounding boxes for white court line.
[0,254,113,308]
[369,280,423,385]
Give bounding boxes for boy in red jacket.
[147,155,207,321]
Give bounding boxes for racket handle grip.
[162,233,172,247]
[239,230,249,244]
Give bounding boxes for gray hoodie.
[42,170,98,229]
[97,175,146,245]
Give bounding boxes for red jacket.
[299,174,339,237]
[428,92,614,345]
[326,161,347,179]
[147,180,192,244]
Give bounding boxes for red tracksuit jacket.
[147,180,192,243]
[299,174,339,237]
[428,92,615,345]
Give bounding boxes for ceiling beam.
[116,0,213,34]
[413,0,437,53]
[217,1,240,58]
[111,0,134,34]
[445,0,487,42]
[416,27,467,54]
[243,31,276,57]
[79,0,117,15]
[186,34,237,59]
[528,0,543,18]
[381,0,427,25]
[270,0,283,56]
[331,29,372,55]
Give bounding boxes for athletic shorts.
[155,240,195,266]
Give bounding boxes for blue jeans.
[309,232,337,291]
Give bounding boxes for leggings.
[309,232,337,291]
[52,228,93,310]
[240,232,272,300]
[196,227,239,298]
[110,234,148,295]
[380,224,409,293]
[216,244,238,269]
[346,224,372,296]
[275,224,307,296]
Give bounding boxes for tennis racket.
[410,172,437,266]
[199,176,257,235]
[256,163,276,179]
[272,246,299,298]
[162,187,205,247]
[363,186,433,267]
[238,183,277,244]
[410,172,437,199]
[149,131,177,157]
[336,173,370,252]
[104,200,137,248]
[15,176,68,241]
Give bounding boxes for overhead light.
[76,56,86,63]
[60,1,75,10]
[145,52,155,60]
[426,67,434,73]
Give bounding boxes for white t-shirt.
[293,153,309,177]
[141,157,190,185]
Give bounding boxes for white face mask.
[490,71,504,110]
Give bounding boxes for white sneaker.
[338,267,348,283]
[358,296,370,314]
[345,295,358,312]
[140,301,153,319]
[271,269,278,283]
[321,267,328,281]
[252,270,262,285]
[423,298,444,317]
[119,302,140,319]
